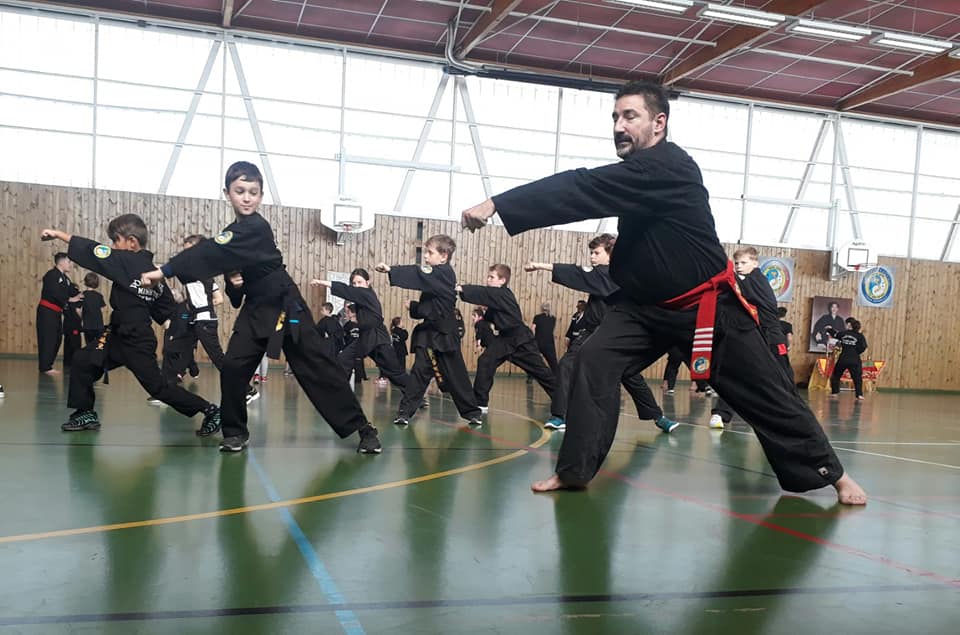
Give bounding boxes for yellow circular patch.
[93,245,111,259]
[420,265,433,274]
[214,231,233,245]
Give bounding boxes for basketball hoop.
[335,223,356,247]
[833,240,877,281]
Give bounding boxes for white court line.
[484,385,960,470]
[831,441,960,446]
[833,447,960,471]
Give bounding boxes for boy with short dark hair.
[143,161,381,453]
[458,264,555,411]
[375,234,482,426]
[40,215,220,434]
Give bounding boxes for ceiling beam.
[661,0,830,86]
[222,0,235,28]
[839,52,960,111]
[454,0,527,59]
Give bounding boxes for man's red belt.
[659,261,758,380]
[38,299,63,313]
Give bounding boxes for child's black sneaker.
[197,404,222,437]
[62,409,100,432]
[357,424,382,454]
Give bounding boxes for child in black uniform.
[525,234,677,434]
[315,302,343,359]
[458,264,555,411]
[81,273,106,347]
[390,317,409,372]
[312,269,408,390]
[831,318,868,400]
[709,247,792,429]
[40,215,220,434]
[472,307,495,352]
[338,304,366,381]
[159,288,196,386]
[36,252,80,374]
[375,235,482,426]
[143,161,381,454]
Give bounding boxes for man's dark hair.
[588,233,617,254]
[322,302,334,312]
[576,300,587,308]
[224,161,264,191]
[615,80,670,124]
[351,268,370,282]
[183,234,205,247]
[777,306,787,318]
[828,301,839,310]
[391,316,401,328]
[107,214,149,248]
[54,252,69,265]
[84,273,100,288]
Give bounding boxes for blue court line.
[248,450,365,635]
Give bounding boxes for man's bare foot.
[834,473,867,506]
[532,473,589,493]
[43,369,61,376]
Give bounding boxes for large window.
[1,5,958,259]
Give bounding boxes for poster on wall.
[809,296,852,353]
[759,256,795,302]
[857,264,896,309]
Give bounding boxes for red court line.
[431,412,960,590]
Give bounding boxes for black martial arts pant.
[557,293,843,492]
[193,321,225,369]
[831,359,863,397]
[473,337,555,407]
[161,343,196,383]
[713,347,795,423]
[393,344,408,373]
[63,320,82,368]
[221,313,368,441]
[537,337,559,375]
[398,346,481,420]
[36,305,62,372]
[68,325,211,417]
[552,331,662,421]
[368,342,409,389]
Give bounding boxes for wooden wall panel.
[4,180,959,391]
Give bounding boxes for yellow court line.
[0,426,551,546]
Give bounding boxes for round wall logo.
[860,266,894,305]
[214,231,233,245]
[761,259,792,300]
[692,356,710,374]
[93,244,111,259]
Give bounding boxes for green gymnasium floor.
[0,358,957,634]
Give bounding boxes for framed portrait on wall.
[809,296,852,353]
